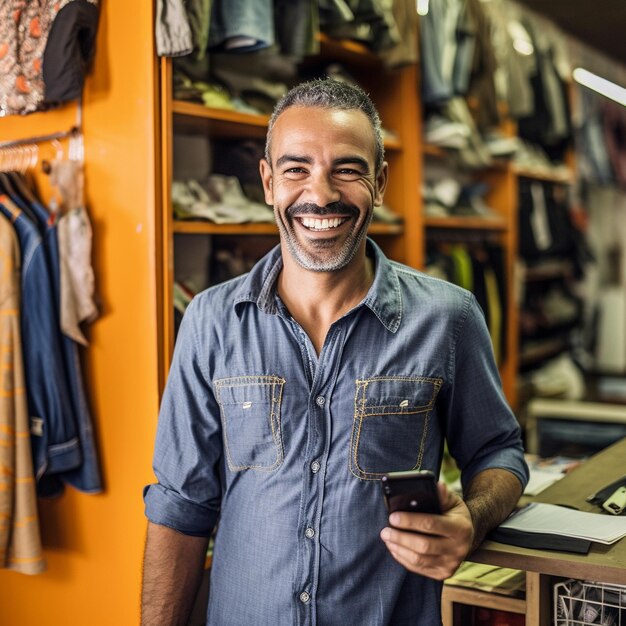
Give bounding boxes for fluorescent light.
[573,68,626,107]
[416,0,429,16]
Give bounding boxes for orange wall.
[0,1,160,624]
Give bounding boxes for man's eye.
[285,167,306,174]
[336,169,362,178]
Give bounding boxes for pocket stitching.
[215,375,285,472]
[350,376,443,481]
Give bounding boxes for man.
[142,78,528,626]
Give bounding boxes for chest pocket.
[349,376,443,480]
[214,375,285,472]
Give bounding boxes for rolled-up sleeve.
[443,295,529,491]
[144,296,222,536]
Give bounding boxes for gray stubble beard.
[276,209,373,272]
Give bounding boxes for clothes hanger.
[0,171,39,224]
[9,145,40,206]
[0,144,42,224]
[8,171,39,207]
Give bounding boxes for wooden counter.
[443,438,626,625]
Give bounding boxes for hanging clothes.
[426,242,507,365]
[0,195,81,492]
[0,0,99,116]
[155,0,194,57]
[516,20,572,162]
[0,212,45,575]
[48,160,98,345]
[480,0,534,120]
[0,175,102,497]
[27,190,101,496]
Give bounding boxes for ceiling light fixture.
[573,67,626,107]
[416,0,429,16]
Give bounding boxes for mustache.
[286,202,359,218]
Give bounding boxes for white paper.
[523,468,563,496]
[499,503,626,544]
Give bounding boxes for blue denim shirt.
[144,240,528,626]
[28,200,102,496]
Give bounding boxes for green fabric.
[484,266,502,365]
[187,0,213,60]
[449,244,473,292]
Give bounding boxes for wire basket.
[555,579,626,625]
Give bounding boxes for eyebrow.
[334,156,370,171]
[275,154,312,167]
[275,154,370,171]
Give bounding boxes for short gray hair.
[265,78,384,173]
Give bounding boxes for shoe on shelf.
[172,176,275,224]
[423,114,470,149]
[422,177,462,209]
[453,182,499,218]
[372,203,403,224]
[483,132,521,158]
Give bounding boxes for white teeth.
[300,217,347,230]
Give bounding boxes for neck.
[277,244,375,353]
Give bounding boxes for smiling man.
[141,79,528,626]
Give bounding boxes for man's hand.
[379,468,523,580]
[379,482,473,580]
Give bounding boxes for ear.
[259,158,274,205]
[373,161,389,207]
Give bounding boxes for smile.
[297,216,350,231]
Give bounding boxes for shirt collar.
[233,238,402,333]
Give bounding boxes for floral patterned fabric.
[0,0,98,117]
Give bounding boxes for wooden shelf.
[382,133,402,151]
[519,337,568,368]
[172,101,269,138]
[524,260,572,282]
[172,100,268,125]
[443,585,526,615]
[317,32,379,66]
[424,216,508,230]
[172,99,402,150]
[173,220,404,236]
[422,143,447,158]
[513,165,574,185]
[423,145,573,183]
[174,221,278,235]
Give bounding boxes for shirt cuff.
[460,448,529,494]
[143,483,218,537]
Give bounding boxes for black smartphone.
[381,469,441,515]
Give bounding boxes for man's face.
[260,106,388,272]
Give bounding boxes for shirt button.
[311,460,321,473]
[305,527,315,539]
[299,591,310,604]
[316,395,325,406]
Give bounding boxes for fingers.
[380,525,468,579]
[379,486,475,579]
[383,537,461,580]
[381,525,444,556]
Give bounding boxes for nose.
[305,171,341,208]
